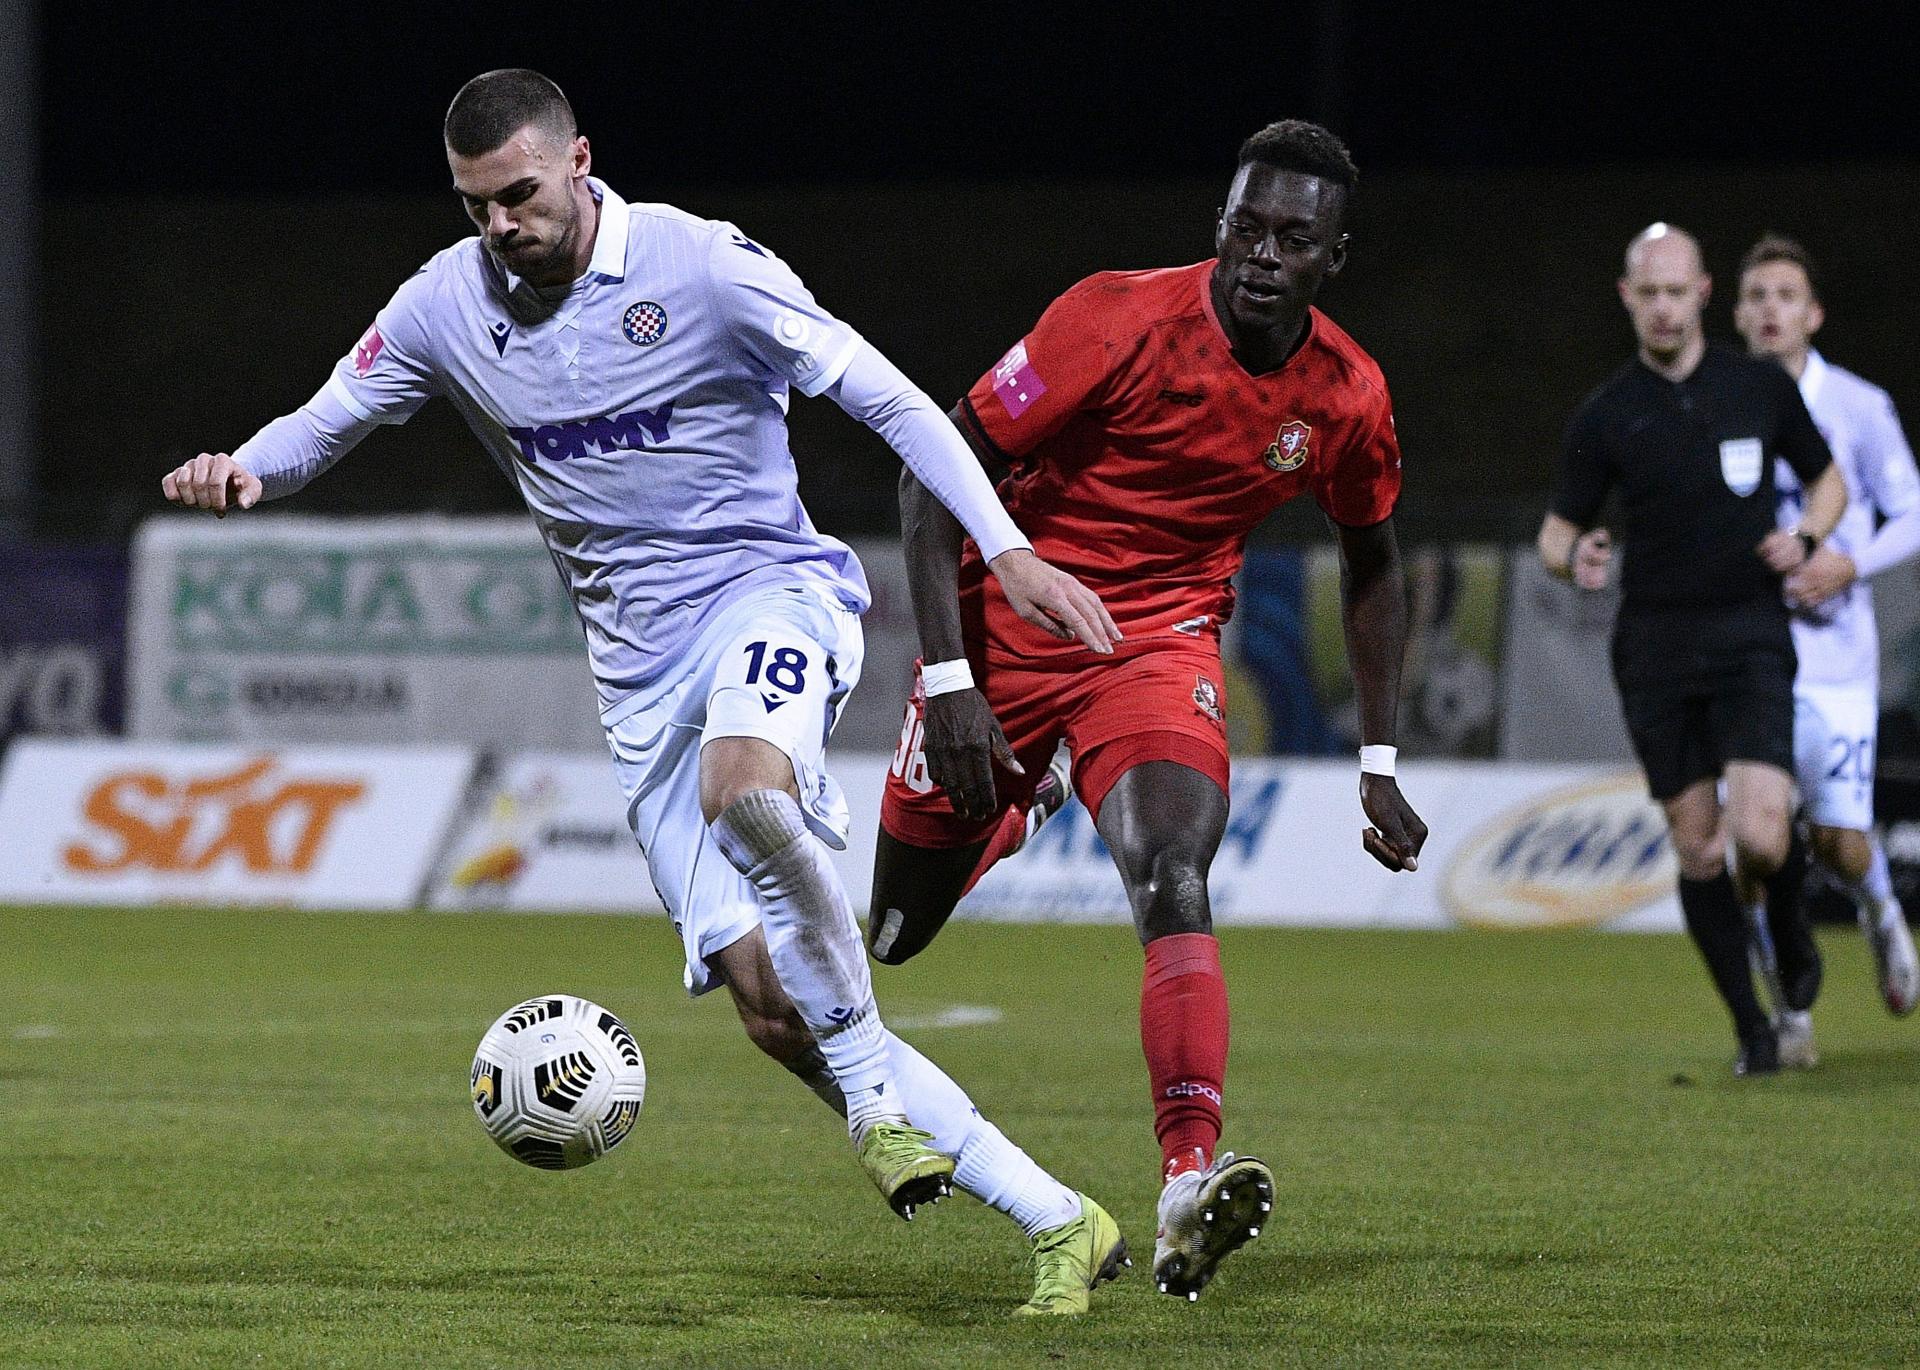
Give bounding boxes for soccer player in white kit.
[160,70,1132,1315]
[1734,233,1920,1060]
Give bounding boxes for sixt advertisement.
[0,739,473,908]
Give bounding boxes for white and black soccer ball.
[469,994,647,1171]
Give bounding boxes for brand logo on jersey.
[351,325,385,377]
[505,403,675,464]
[1264,420,1311,472]
[1192,675,1223,723]
[622,301,669,346]
[488,321,512,357]
[1172,615,1211,636]
[991,340,1048,420]
[1720,436,1764,496]
[1158,387,1206,408]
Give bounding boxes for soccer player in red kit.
[867,121,1428,1301]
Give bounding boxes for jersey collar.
[1799,348,1829,409]
[1198,260,1317,378]
[582,177,631,283]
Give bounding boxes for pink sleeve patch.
[351,325,386,377]
[990,339,1047,420]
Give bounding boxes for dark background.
[35,1,1920,541]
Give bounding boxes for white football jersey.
[1775,350,1920,687]
[307,178,872,721]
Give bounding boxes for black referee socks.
[1677,872,1771,1038]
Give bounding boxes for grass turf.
[1,907,1916,1368]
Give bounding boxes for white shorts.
[603,583,864,996]
[1793,681,1877,832]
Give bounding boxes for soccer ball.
[469,994,647,1170]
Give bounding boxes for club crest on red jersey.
[1192,675,1223,724]
[1264,419,1311,472]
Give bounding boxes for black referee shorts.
[1611,603,1797,802]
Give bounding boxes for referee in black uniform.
[1538,223,1846,1075]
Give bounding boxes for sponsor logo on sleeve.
[351,325,386,377]
[990,340,1048,420]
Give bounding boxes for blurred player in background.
[160,68,1134,1315]
[1735,233,1920,1051]
[1540,224,1846,1076]
[866,121,1427,1300]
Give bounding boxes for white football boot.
[1152,1152,1274,1302]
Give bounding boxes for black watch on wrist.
[1796,529,1819,560]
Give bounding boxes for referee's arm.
[1539,404,1612,589]
[1759,460,1846,573]
[1760,378,1847,574]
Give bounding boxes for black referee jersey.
[1552,342,1834,612]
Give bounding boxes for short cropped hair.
[1237,119,1359,192]
[444,69,576,158]
[1740,233,1820,301]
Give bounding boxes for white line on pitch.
[890,1004,1005,1030]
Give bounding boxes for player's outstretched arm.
[826,344,1118,656]
[899,464,1021,820]
[1335,515,1428,872]
[161,376,387,517]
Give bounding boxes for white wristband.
[921,659,975,698]
[1359,745,1397,777]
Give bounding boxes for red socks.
[959,801,1030,897]
[1141,932,1229,1179]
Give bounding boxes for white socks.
[711,789,902,1136]
[884,1031,1083,1238]
[1861,841,1899,915]
[713,787,1082,1236]
[775,1029,1081,1237]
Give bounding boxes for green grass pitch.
[2,906,1917,1368]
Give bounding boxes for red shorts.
[879,638,1231,848]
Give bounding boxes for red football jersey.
[956,260,1401,658]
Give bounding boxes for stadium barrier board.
[427,751,660,914]
[0,739,472,909]
[124,515,926,754]
[127,514,606,749]
[0,543,127,746]
[430,752,1684,933]
[0,737,1683,929]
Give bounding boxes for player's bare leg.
[868,753,1074,965]
[1096,759,1273,1300]
[708,928,1127,1312]
[701,736,952,1217]
[1810,823,1918,1017]
[867,835,990,966]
